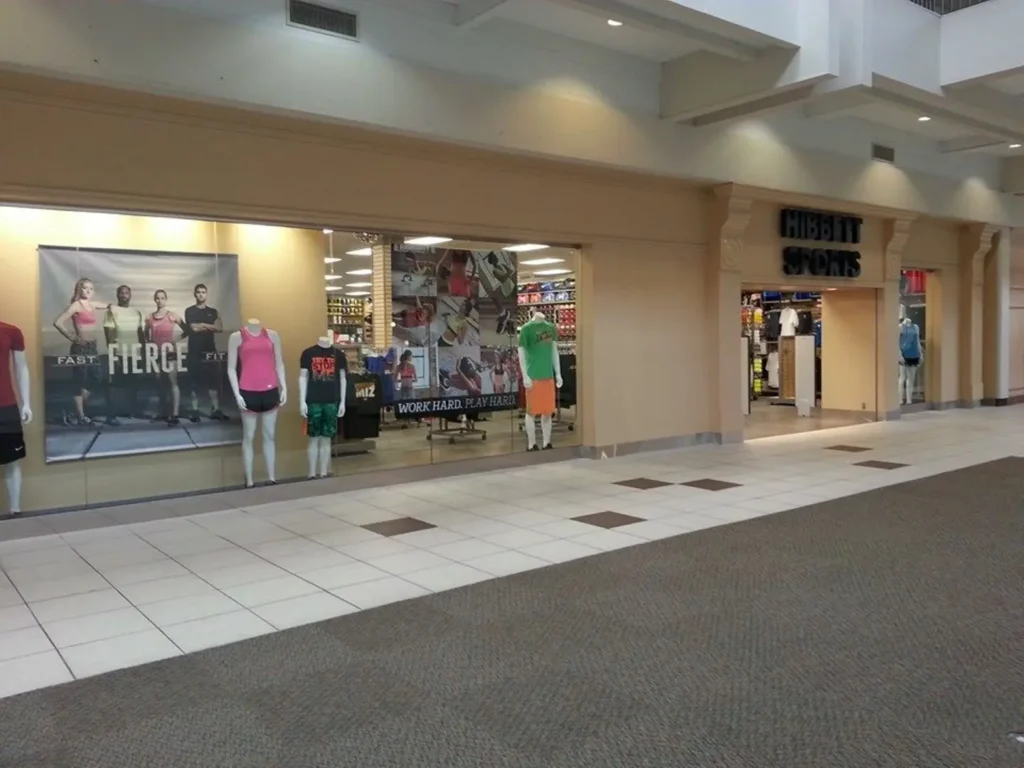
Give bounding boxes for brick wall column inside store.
[958,224,996,407]
[982,227,1011,403]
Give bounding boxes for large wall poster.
[389,246,519,417]
[39,246,242,462]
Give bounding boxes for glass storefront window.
[899,269,927,406]
[0,206,582,516]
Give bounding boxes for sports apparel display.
[518,318,557,382]
[238,326,278,392]
[299,345,347,404]
[779,306,799,337]
[899,321,921,363]
[0,322,25,409]
[527,377,556,416]
[0,404,26,466]
[305,401,339,438]
[240,388,281,413]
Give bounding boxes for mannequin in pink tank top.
[227,319,286,487]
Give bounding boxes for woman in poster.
[437,250,478,298]
[145,289,185,426]
[392,297,434,345]
[453,356,483,396]
[396,350,418,400]
[490,352,507,394]
[439,298,476,347]
[52,277,110,426]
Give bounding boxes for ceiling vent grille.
[872,143,896,164]
[288,0,358,40]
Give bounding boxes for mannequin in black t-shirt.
[298,338,347,479]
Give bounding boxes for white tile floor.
[0,406,1021,699]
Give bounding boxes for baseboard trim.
[582,431,721,459]
[957,399,981,409]
[1009,394,1024,406]
[981,397,1010,407]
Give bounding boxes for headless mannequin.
[517,311,563,451]
[4,348,31,514]
[227,319,287,487]
[898,316,922,405]
[298,336,346,479]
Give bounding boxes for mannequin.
[898,316,922,405]
[0,322,31,514]
[517,311,562,451]
[227,319,287,487]
[298,336,347,479]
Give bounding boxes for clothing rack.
[427,415,487,444]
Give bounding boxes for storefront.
[0,72,1011,516]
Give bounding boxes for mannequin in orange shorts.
[517,311,562,451]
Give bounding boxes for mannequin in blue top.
[898,316,922,404]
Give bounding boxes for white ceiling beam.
[548,0,760,61]
[688,84,817,126]
[801,87,875,118]
[938,135,1005,154]
[455,0,509,28]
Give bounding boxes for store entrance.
[741,288,879,440]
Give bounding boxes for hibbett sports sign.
[393,393,517,419]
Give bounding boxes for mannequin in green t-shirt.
[517,312,562,451]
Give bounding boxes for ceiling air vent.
[288,0,358,40]
[872,143,896,164]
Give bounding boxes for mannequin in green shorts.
[298,337,347,478]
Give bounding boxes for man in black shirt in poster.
[184,283,228,421]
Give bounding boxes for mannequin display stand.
[227,319,287,488]
[518,311,562,451]
[898,316,923,405]
[0,321,31,515]
[299,336,346,479]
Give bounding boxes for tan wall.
[1011,232,1024,398]
[821,289,879,414]
[0,209,325,509]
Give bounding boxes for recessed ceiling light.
[520,257,565,266]
[346,247,372,256]
[325,285,343,292]
[325,274,343,281]
[607,19,622,26]
[533,268,572,276]
[322,228,333,235]
[347,282,372,287]
[506,243,549,252]
[347,269,372,276]
[918,116,931,122]
[1011,143,1022,149]
[346,290,371,296]
[404,236,452,246]
[324,257,341,264]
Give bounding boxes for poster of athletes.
[390,246,520,416]
[38,246,242,462]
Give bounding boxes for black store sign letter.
[779,208,863,279]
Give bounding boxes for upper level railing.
[904,0,995,14]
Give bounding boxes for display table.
[340,373,382,440]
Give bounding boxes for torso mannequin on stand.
[898,316,922,405]
[517,311,562,451]
[298,336,347,479]
[227,319,287,487]
[0,321,31,514]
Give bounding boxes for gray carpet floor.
[3,458,1024,767]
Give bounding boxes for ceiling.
[323,231,578,295]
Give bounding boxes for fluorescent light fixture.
[325,274,343,281]
[325,285,343,292]
[346,247,372,256]
[520,257,564,266]
[506,243,549,252]
[324,257,341,264]
[607,19,622,26]
[347,282,372,287]
[322,228,333,235]
[533,268,572,276]
[917,116,931,122]
[1011,143,1022,149]
[347,269,373,275]
[404,236,452,246]
[346,290,371,296]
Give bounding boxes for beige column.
[707,187,750,442]
[924,267,960,408]
[878,218,914,419]
[958,224,997,407]
[982,227,1010,404]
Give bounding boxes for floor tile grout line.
[2,570,75,681]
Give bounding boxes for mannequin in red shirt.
[0,321,32,514]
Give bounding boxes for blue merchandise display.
[899,322,921,360]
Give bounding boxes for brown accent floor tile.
[362,517,436,537]
[681,478,742,491]
[854,460,909,470]
[614,478,673,490]
[826,445,873,453]
[573,511,647,529]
